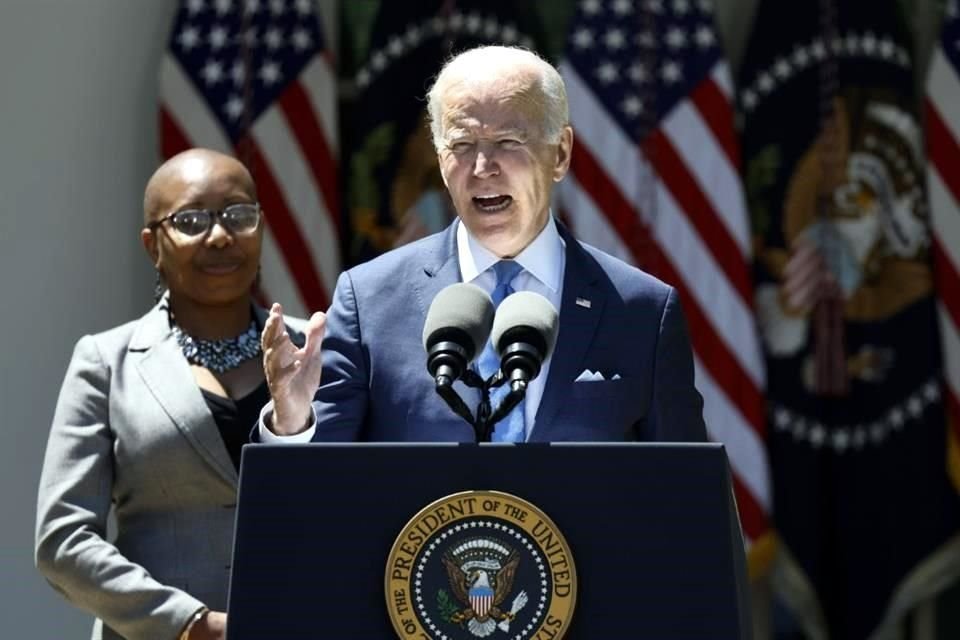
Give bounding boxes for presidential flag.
[557,0,772,575]
[740,0,960,636]
[160,0,340,317]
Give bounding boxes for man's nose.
[473,147,499,178]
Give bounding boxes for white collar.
[456,215,564,292]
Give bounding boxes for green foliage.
[437,589,460,623]
[349,121,395,210]
[744,144,781,239]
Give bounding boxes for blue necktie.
[477,260,525,442]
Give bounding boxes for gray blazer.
[35,300,304,640]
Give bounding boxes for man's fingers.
[299,311,327,358]
[264,336,299,372]
[263,305,300,374]
[260,303,286,350]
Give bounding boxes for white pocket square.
[574,369,621,382]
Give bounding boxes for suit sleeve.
[35,336,203,639]
[647,287,708,442]
[311,270,370,440]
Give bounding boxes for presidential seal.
[385,491,576,639]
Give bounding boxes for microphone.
[484,291,559,430]
[422,283,495,427]
[491,291,559,384]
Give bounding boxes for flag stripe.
[160,106,193,160]
[947,374,960,430]
[928,172,960,289]
[690,70,740,170]
[928,50,960,144]
[300,56,339,154]
[253,108,340,298]
[278,82,341,229]
[259,225,308,319]
[926,103,960,213]
[568,141,657,264]
[939,303,960,412]
[563,62,650,205]
[732,468,768,541]
[933,238,960,333]
[253,106,341,299]
[644,128,754,305]
[247,142,330,312]
[652,179,765,388]
[661,91,751,256]
[559,176,635,265]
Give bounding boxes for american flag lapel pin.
[575,297,592,309]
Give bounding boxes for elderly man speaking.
[259,45,706,444]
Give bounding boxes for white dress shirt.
[259,216,566,442]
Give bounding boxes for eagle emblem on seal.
[440,538,529,637]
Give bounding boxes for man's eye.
[499,139,522,149]
[450,141,473,152]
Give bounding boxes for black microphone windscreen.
[422,283,495,361]
[490,291,559,361]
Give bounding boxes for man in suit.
[259,45,706,443]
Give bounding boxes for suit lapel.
[410,223,488,420]
[130,302,239,487]
[410,222,462,322]
[531,227,606,440]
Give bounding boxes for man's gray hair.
[426,46,569,151]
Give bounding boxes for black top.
[201,381,270,471]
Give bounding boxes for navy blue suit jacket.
[312,221,706,443]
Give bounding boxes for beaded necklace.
[163,299,262,373]
[171,321,261,373]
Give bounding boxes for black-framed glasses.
[147,203,261,237]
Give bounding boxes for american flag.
[926,0,960,489]
[557,0,771,565]
[159,0,340,317]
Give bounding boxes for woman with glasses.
[36,148,307,640]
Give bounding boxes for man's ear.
[553,126,574,182]
[141,227,160,267]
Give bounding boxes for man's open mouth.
[472,195,512,212]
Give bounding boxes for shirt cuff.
[257,400,317,443]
